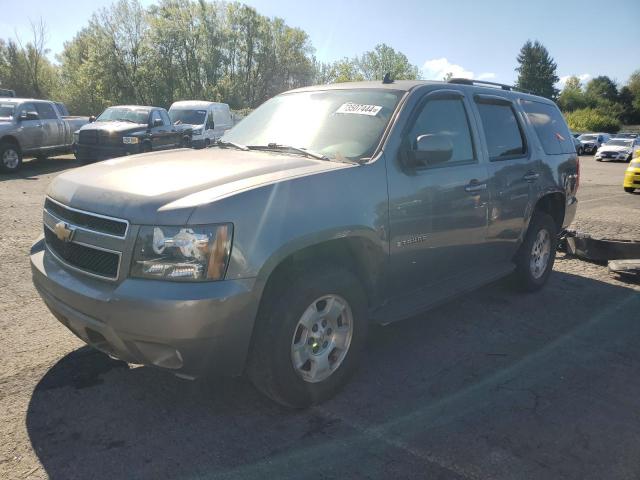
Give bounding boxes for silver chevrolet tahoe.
[30,79,578,407]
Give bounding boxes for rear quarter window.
[522,100,574,155]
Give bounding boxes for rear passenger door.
[473,95,540,263]
[149,110,167,150]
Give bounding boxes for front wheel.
[625,187,636,193]
[247,266,368,408]
[0,142,22,172]
[513,212,558,292]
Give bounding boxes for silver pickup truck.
[0,98,90,172]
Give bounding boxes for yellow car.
[624,149,640,193]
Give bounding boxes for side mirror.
[411,134,453,166]
[89,115,96,123]
[152,118,163,127]
[18,111,38,121]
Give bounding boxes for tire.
[204,138,210,148]
[141,142,152,153]
[577,147,583,155]
[0,142,22,173]
[625,187,635,193]
[247,266,368,408]
[513,212,558,292]
[596,157,602,162]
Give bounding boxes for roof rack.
[447,78,533,94]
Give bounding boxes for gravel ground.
[1,155,639,480]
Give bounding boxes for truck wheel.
[513,212,557,292]
[247,266,368,408]
[0,142,22,173]
[625,187,635,193]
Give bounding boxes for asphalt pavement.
[0,155,639,480]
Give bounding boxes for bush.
[564,108,620,133]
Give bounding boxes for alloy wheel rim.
[530,229,551,279]
[2,149,19,169]
[290,294,354,383]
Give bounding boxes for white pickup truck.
[0,98,91,172]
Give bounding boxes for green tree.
[565,108,620,133]
[557,75,587,112]
[515,40,559,99]
[357,44,420,81]
[584,76,618,103]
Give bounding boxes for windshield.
[605,139,633,147]
[96,107,150,124]
[0,102,17,118]
[222,89,403,160]
[169,109,207,125]
[579,134,598,141]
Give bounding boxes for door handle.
[464,181,487,193]
[523,171,540,182]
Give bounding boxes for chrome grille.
[44,228,120,279]
[44,198,128,237]
[43,198,129,281]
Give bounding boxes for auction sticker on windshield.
[336,102,382,116]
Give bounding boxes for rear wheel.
[247,266,368,408]
[0,142,22,173]
[625,187,636,193]
[513,212,557,292]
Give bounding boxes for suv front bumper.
[30,237,260,378]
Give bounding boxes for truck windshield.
[169,109,206,125]
[0,102,16,118]
[97,107,150,124]
[222,89,403,160]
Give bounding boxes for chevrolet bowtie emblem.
[54,221,75,243]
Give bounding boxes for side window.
[213,107,228,126]
[159,110,171,126]
[206,111,215,129]
[18,103,38,118]
[476,100,527,160]
[150,110,162,126]
[407,97,475,166]
[521,100,574,155]
[34,102,57,120]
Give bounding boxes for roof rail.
[447,78,533,94]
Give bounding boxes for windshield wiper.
[216,139,249,151]
[248,143,329,161]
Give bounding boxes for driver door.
[16,102,43,152]
[387,89,491,296]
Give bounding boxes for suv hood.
[599,145,631,153]
[78,121,147,133]
[47,148,352,225]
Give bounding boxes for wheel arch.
[0,135,22,152]
[532,191,566,233]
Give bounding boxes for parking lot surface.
[1,155,639,480]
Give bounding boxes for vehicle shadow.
[0,156,80,182]
[26,270,640,480]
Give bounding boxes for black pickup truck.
[74,105,192,163]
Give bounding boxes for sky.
[3,0,640,87]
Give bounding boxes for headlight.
[123,136,139,144]
[192,128,203,136]
[131,224,232,281]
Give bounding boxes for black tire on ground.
[577,147,583,155]
[204,138,210,148]
[0,142,22,173]
[513,212,558,292]
[247,266,368,408]
[596,157,602,162]
[625,187,636,193]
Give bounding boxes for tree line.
[0,0,638,133]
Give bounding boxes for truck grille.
[79,130,98,145]
[44,199,128,237]
[44,228,120,279]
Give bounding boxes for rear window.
[521,100,574,155]
[476,101,526,160]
